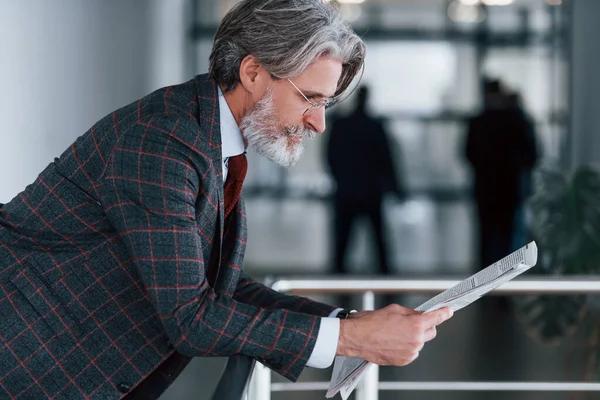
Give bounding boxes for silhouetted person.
[505,92,539,250]
[327,86,403,276]
[465,80,538,270]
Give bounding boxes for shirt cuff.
[328,308,345,318]
[306,317,340,369]
[305,308,344,369]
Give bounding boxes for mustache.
[286,125,316,140]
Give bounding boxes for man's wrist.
[337,316,359,358]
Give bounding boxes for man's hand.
[337,304,453,366]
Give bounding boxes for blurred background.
[2,0,600,399]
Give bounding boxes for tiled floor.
[160,198,596,400]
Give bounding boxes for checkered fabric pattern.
[0,75,337,399]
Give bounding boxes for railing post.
[247,361,271,400]
[357,291,378,400]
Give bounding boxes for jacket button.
[117,382,131,393]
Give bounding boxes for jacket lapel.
[194,74,225,283]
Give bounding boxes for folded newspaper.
[326,241,538,399]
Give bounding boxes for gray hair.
[209,0,365,98]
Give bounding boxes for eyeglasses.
[287,79,337,116]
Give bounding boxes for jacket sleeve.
[234,271,337,317]
[100,116,320,381]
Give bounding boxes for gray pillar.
[570,0,600,167]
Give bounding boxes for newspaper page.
[326,241,538,399]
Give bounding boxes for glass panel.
[194,39,213,75]
[359,41,478,114]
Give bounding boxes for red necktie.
[223,153,247,219]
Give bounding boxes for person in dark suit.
[327,86,403,276]
[0,1,451,399]
[465,79,538,270]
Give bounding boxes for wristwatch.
[336,309,357,319]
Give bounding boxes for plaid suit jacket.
[0,74,337,399]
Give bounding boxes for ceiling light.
[482,0,514,5]
[448,1,487,23]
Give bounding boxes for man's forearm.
[234,272,337,317]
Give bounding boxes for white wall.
[148,0,188,89]
[0,0,187,203]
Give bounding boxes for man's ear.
[238,55,269,96]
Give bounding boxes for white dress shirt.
[218,88,342,368]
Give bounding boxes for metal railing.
[245,276,600,400]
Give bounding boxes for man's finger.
[389,304,421,316]
[424,326,437,342]
[409,352,420,363]
[422,307,453,327]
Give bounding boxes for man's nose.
[304,107,326,134]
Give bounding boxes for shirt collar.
[218,87,246,159]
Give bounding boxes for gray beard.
[240,89,316,167]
